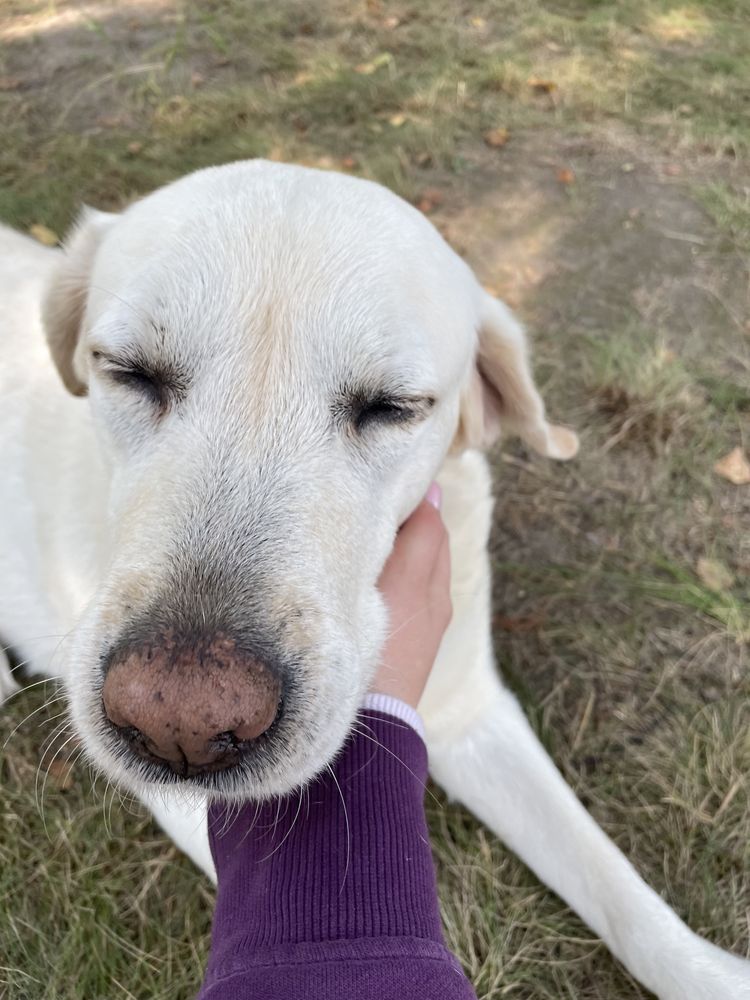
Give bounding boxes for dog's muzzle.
[101,631,282,778]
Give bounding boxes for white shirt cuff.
[360,692,425,741]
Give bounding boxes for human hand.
[370,484,452,709]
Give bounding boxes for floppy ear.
[454,290,579,459]
[42,207,118,396]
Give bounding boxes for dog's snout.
[101,632,282,777]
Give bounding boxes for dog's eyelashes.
[354,397,416,431]
[341,388,436,434]
[90,349,187,412]
[108,367,166,408]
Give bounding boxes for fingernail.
[425,482,442,510]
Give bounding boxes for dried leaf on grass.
[696,557,734,592]
[714,447,750,485]
[483,127,509,148]
[415,188,444,214]
[494,612,546,633]
[528,77,558,93]
[46,756,76,791]
[355,52,393,75]
[557,167,575,184]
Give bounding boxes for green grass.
[699,181,750,252]
[1,0,750,232]
[1,1,749,998]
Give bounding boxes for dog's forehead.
[91,162,474,377]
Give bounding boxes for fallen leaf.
[46,756,75,791]
[29,223,59,246]
[494,612,545,633]
[714,446,750,485]
[557,167,575,184]
[415,188,444,214]
[528,77,558,93]
[697,557,734,592]
[483,127,509,148]
[355,52,393,75]
[0,75,22,91]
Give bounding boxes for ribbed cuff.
[360,693,425,740]
[204,712,441,981]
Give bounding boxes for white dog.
[1,161,747,999]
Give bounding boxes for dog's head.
[43,161,577,800]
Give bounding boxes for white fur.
[0,161,747,999]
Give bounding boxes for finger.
[396,499,446,562]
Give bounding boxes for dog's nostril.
[102,632,282,775]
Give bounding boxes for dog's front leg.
[425,678,750,1000]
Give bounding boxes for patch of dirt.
[432,132,748,360]
[1,0,236,133]
[426,131,749,776]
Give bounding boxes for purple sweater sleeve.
[197,710,477,999]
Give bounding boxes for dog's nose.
[101,632,281,776]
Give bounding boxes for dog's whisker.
[326,763,351,895]
[235,800,264,849]
[0,674,61,708]
[37,715,74,762]
[3,627,75,678]
[351,723,440,809]
[88,282,151,325]
[2,688,67,749]
[36,729,80,837]
[101,778,115,839]
[356,708,412,732]
[258,787,305,864]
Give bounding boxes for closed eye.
[355,397,416,430]
[91,349,184,412]
[107,366,165,407]
[344,391,436,433]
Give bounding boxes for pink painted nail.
[425,482,442,510]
